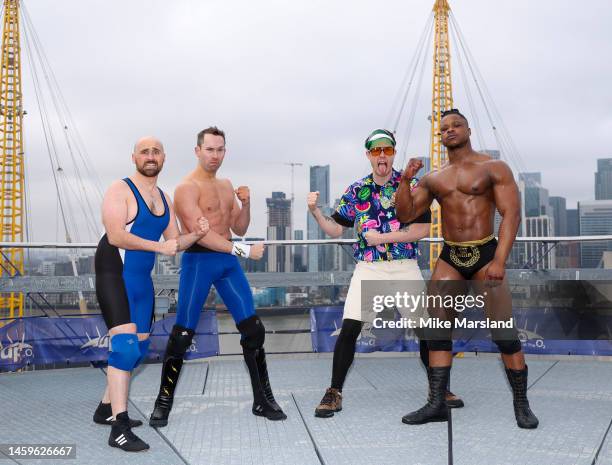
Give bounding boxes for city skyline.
[14,0,612,243]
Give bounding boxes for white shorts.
[342,259,425,323]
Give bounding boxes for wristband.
[231,242,251,258]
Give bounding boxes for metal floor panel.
[597,425,612,465]
[452,388,611,465]
[0,368,186,465]
[131,394,319,465]
[202,356,375,400]
[130,362,209,399]
[1,355,611,465]
[293,388,449,465]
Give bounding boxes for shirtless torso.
[175,175,240,242]
[396,113,520,281]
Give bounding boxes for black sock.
[331,319,363,391]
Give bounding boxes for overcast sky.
[20,0,612,242]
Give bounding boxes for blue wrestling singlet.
[95,178,170,333]
[175,247,256,329]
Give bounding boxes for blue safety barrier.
[310,306,612,356]
[0,311,218,372]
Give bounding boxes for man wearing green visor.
[308,129,461,418]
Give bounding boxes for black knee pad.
[494,339,522,355]
[237,315,265,351]
[427,340,453,352]
[167,324,195,357]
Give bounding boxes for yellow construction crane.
[429,0,454,269]
[0,0,25,318]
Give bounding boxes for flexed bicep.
[174,183,206,234]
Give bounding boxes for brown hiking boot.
[315,388,342,418]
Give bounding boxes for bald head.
[132,136,165,178]
[133,136,164,154]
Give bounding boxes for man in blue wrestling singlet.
[94,136,208,452]
[149,127,286,427]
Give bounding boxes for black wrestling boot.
[94,402,142,427]
[255,348,287,418]
[149,325,194,428]
[109,412,149,452]
[505,365,539,429]
[402,366,450,425]
[419,339,464,409]
[242,346,287,421]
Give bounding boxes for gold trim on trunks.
[444,234,495,247]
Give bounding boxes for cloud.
[18,0,612,241]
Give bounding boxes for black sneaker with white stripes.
[108,412,149,452]
[93,402,143,427]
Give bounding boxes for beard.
[137,162,161,177]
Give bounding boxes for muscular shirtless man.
[396,109,538,429]
[149,126,286,427]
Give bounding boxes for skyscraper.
[558,208,581,268]
[549,196,567,236]
[266,192,292,272]
[523,216,556,269]
[578,200,612,268]
[595,158,612,200]
[519,172,551,217]
[516,173,555,269]
[293,229,307,272]
[307,165,331,272]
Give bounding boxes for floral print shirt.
[331,169,431,262]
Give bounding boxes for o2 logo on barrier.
[0,330,34,364]
[80,327,110,351]
[518,329,546,349]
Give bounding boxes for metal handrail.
[0,235,611,249]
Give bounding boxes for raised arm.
[161,192,209,251]
[307,191,345,238]
[230,183,251,237]
[395,158,434,222]
[102,180,169,254]
[486,161,520,281]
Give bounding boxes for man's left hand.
[484,259,505,284]
[235,186,250,205]
[364,230,384,246]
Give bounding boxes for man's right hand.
[250,243,265,260]
[403,158,424,180]
[159,239,179,256]
[307,191,320,213]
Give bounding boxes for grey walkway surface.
[1,355,611,465]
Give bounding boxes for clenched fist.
[403,158,424,180]
[364,230,383,246]
[159,239,179,256]
[250,243,265,260]
[195,216,210,237]
[235,186,250,205]
[307,191,320,212]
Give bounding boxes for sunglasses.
[369,146,396,157]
